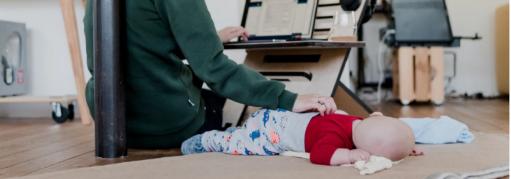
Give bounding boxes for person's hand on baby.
[217,26,249,43]
[349,149,371,163]
[292,94,337,116]
[335,109,348,115]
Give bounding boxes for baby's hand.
[349,149,370,163]
[409,147,424,156]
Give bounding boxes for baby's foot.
[225,126,237,133]
[181,134,206,155]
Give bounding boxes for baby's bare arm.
[330,149,351,165]
[330,149,370,165]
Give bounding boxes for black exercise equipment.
[387,0,481,47]
[360,0,377,24]
[340,0,362,11]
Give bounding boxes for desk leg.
[93,0,126,158]
[333,82,372,117]
[60,0,92,125]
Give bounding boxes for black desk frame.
[93,0,127,158]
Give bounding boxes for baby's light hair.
[352,116,415,161]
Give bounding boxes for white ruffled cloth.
[400,116,474,144]
[350,156,396,175]
[280,152,397,175]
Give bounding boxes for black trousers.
[188,63,228,134]
[125,89,227,149]
[195,89,227,134]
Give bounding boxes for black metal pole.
[93,0,126,158]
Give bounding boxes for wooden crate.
[393,47,444,105]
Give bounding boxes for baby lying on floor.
[181,109,421,165]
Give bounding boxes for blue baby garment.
[400,116,474,144]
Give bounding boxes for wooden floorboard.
[0,123,88,157]
[371,98,509,133]
[0,98,508,178]
[0,126,92,167]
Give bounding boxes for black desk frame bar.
[93,0,127,158]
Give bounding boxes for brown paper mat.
[13,133,509,179]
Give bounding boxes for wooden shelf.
[0,95,76,104]
[223,40,365,50]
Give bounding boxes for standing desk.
[223,41,372,124]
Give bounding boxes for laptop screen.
[241,0,318,40]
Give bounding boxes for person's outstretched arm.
[154,0,296,110]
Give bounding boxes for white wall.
[358,14,390,84]
[205,0,247,64]
[444,0,507,96]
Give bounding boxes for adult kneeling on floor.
[83,0,338,149]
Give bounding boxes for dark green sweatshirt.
[84,0,297,148]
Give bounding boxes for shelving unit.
[0,0,92,125]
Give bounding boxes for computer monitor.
[392,0,454,45]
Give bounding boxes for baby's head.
[353,112,415,161]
